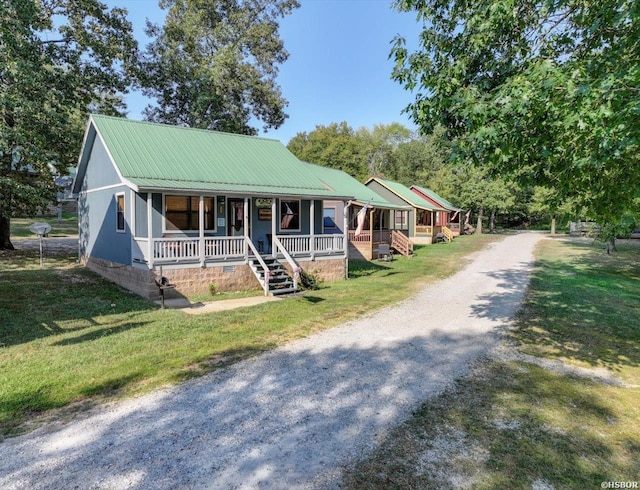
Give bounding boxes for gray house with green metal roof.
[365,177,449,244]
[72,115,353,298]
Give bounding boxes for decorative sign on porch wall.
[255,198,273,208]
[256,198,273,221]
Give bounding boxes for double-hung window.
[116,193,125,233]
[165,196,215,232]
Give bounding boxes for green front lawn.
[0,233,500,438]
[10,212,78,238]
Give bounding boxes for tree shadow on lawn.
[3,325,635,489]
[348,260,392,278]
[0,326,505,488]
[0,265,157,348]
[469,254,640,372]
[517,258,639,372]
[342,360,636,489]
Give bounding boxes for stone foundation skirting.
[83,256,158,299]
[158,263,261,297]
[82,255,347,299]
[283,257,347,283]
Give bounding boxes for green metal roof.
[81,115,350,198]
[411,184,461,211]
[367,178,447,211]
[302,163,409,210]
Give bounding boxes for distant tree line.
[287,121,582,234]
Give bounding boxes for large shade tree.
[287,122,370,181]
[0,0,137,250]
[139,0,299,135]
[391,0,639,231]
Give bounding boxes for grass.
[0,233,500,438]
[341,237,640,489]
[11,212,78,238]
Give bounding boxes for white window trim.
[278,199,301,233]
[162,194,217,234]
[116,192,126,233]
[322,206,337,233]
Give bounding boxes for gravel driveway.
[0,232,544,489]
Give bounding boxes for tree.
[388,126,450,188]
[391,0,639,230]
[527,186,576,234]
[139,0,299,135]
[357,122,412,177]
[0,0,138,249]
[287,122,370,181]
[451,164,517,234]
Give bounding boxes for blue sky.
[108,0,423,145]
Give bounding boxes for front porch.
[127,193,349,297]
[133,233,346,267]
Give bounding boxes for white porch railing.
[277,234,346,257]
[203,237,245,259]
[136,234,346,265]
[314,234,345,254]
[273,235,300,290]
[277,235,311,255]
[153,237,200,261]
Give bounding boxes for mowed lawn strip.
[10,213,78,238]
[0,233,500,438]
[341,238,640,489]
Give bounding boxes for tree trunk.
[1,108,15,250]
[489,208,496,232]
[551,214,556,235]
[0,212,14,250]
[476,207,483,234]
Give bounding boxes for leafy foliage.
[0,0,138,249]
[391,0,640,228]
[139,0,299,135]
[287,122,371,181]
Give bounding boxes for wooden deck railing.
[416,225,433,235]
[348,230,371,243]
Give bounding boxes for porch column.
[146,193,154,268]
[310,199,315,259]
[244,197,249,260]
[369,208,374,259]
[271,198,277,257]
[199,195,205,266]
[344,201,350,279]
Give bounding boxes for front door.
[227,199,249,237]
